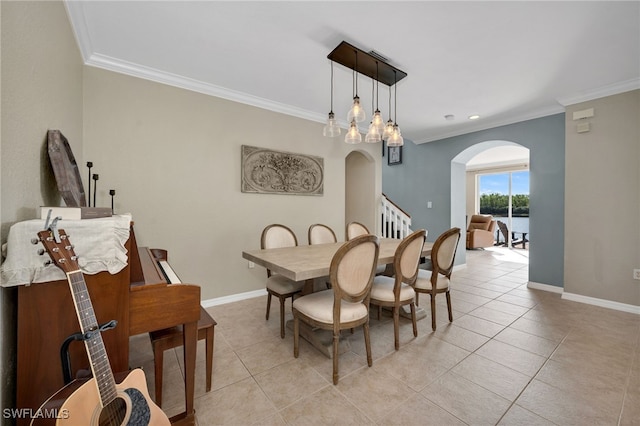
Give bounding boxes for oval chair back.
[308,224,338,245]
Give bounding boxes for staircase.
[380,194,412,239]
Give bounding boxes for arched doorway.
[451,140,530,264]
[345,150,377,236]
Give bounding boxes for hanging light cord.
[354,50,359,97]
[330,61,334,114]
[375,62,380,111]
[393,70,398,123]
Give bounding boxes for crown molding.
[64,1,92,63]
[86,53,327,124]
[556,78,640,106]
[413,105,565,144]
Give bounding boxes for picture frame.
[388,145,402,165]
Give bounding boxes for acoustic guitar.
[32,226,170,426]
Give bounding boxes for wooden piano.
[14,224,200,425]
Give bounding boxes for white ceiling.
[65,1,639,145]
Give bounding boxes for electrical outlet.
[248,261,255,269]
[634,269,640,280]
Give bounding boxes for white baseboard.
[562,292,640,315]
[453,263,467,272]
[201,281,639,316]
[527,281,639,315]
[201,289,267,308]
[527,281,563,294]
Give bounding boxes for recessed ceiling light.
[444,114,455,121]
[468,115,480,120]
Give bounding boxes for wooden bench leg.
[205,324,214,392]
[154,343,164,407]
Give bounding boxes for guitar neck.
[67,270,117,407]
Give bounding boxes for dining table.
[242,237,433,357]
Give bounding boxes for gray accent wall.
[383,114,565,288]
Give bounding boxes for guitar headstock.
[36,228,80,273]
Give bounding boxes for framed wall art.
[388,145,402,166]
[241,145,324,195]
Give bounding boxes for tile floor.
[129,246,640,425]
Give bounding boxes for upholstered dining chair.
[346,221,369,240]
[293,234,380,385]
[261,224,305,338]
[414,227,461,331]
[369,229,427,350]
[308,223,338,245]
[308,224,338,289]
[346,221,386,275]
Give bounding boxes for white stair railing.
[380,194,412,239]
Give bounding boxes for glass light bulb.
[386,124,404,147]
[347,96,366,123]
[382,119,395,140]
[344,120,362,144]
[371,109,384,133]
[322,112,341,137]
[364,122,382,144]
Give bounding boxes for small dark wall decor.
[388,145,403,165]
[241,145,324,195]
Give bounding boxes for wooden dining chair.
[308,224,338,289]
[293,234,380,385]
[346,221,386,275]
[261,224,305,338]
[308,223,338,245]
[346,221,369,240]
[369,229,427,350]
[414,227,461,331]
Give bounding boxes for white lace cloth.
[0,214,132,287]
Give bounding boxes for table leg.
[302,278,315,295]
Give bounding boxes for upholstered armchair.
[466,214,496,249]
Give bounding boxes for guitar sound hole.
[97,388,152,426]
[98,397,127,426]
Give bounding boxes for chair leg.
[266,292,272,320]
[153,344,164,407]
[332,331,339,385]
[393,307,400,350]
[363,322,372,367]
[415,292,420,307]
[430,294,437,331]
[293,316,299,358]
[279,296,286,338]
[446,291,453,323]
[205,325,214,393]
[410,303,418,337]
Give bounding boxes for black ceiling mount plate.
[327,41,407,87]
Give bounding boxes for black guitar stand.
[60,320,118,384]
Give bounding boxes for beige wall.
[82,67,381,301]
[564,90,640,306]
[1,1,83,233]
[1,1,83,419]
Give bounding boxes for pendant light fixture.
[382,83,395,141]
[386,70,404,147]
[347,51,366,123]
[325,41,407,146]
[345,120,362,144]
[322,61,341,137]
[365,77,382,143]
[371,62,384,134]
